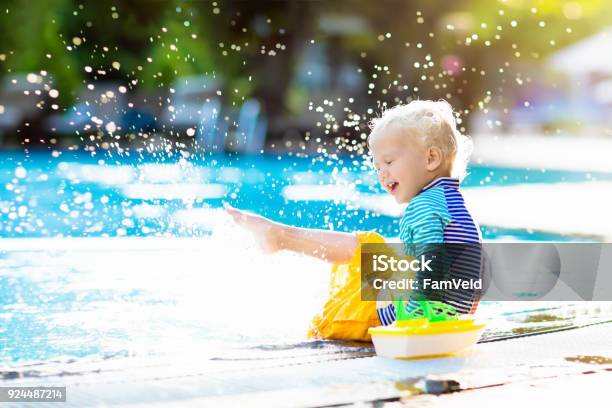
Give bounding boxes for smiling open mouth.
[386,182,399,193]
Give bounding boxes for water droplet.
[26,73,41,83]
[15,166,27,179]
[105,121,117,133]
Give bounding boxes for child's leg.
[226,205,359,263]
[276,225,359,263]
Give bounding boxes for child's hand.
[225,204,281,254]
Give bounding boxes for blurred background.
[1,0,612,239]
[2,0,612,147]
[2,0,612,367]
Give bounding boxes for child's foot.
[225,204,280,253]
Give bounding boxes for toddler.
[227,99,481,331]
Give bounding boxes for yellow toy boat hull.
[369,320,486,359]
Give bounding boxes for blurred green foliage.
[0,0,611,130]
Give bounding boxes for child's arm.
[225,205,359,263]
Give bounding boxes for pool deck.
[463,181,612,240]
[467,134,612,241]
[3,317,611,407]
[472,134,612,173]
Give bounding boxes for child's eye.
[385,160,393,165]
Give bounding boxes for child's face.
[370,128,431,204]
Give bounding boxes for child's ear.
[426,146,443,171]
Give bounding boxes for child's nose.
[378,171,389,184]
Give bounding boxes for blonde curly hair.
[368,100,473,180]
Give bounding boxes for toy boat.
[368,299,485,359]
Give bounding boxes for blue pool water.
[0,149,603,365]
[1,150,605,240]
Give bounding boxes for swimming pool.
[0,150,604,365]
[1,150,605,240]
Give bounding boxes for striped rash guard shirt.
[376,177,482,326]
